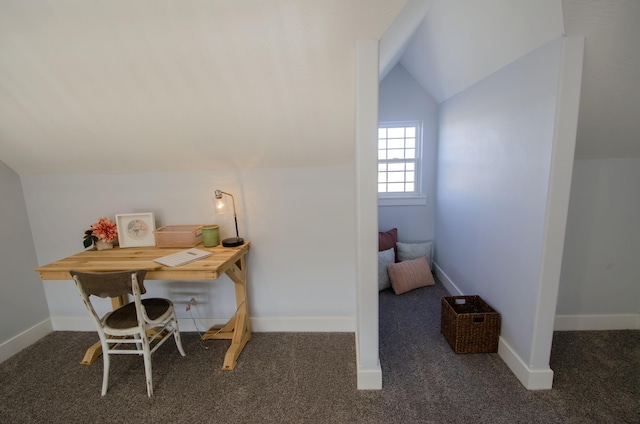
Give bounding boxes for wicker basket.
[441,295,501,354]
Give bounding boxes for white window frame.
[377,121,427,206]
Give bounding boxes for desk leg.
[80,341,104,365]
[80,294,129,365]
[201,256,251,370]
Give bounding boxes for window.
[378,121,425,205]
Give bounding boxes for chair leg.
[134,333,143,354]
[101,345,110,396]
[141,336,153,397]
[172,318,187,357]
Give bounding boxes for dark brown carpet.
[0,281,638,423]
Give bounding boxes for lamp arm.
[216,190,240,239]
[234,216,240,240]
[228,195,241,240]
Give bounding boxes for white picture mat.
[115,212,156,247]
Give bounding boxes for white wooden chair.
[70,269,186,397]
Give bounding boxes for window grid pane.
[388,139,405,149]
[387,149,405,160]
[387,183,405,192]
[377,123,420,194]
[388,172,405,183]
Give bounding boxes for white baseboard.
[554,314,640,331]
[433,262,462,295]
[357,366,382,390]
[50,315,355,333]
[249,317,355,332]
[51,316,96,331]
[0,319,53,364]
[498,337,554,390]
[354,333,382,390]
[434,261,553,390]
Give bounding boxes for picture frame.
[115,212,157,248]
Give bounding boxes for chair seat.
[105,298,173,329]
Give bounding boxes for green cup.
[201,225,220,247]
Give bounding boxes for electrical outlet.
[186,297,197,312]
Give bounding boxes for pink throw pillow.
[387,256,435,295]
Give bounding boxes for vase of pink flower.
[83,217,118,250]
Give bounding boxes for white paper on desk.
[154,248,212,267]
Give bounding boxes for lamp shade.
[213,189,244,247]
[214,194,229,214]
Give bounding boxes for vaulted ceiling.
[1,1,638,175]
[390,0,640,159]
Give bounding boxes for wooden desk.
[36,242,251,371]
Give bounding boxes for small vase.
[95,240,114,251]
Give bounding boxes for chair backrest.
[129,271,156,326]
[70,270,147,329]
[71,269,157,330]
[70,270,147,298]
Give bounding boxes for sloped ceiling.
[2,1,638,175]
[562,0,640,159]
[399,0,564,103]
[396,0,640,159]
[0,0,405,174]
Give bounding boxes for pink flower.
[90,217,118,242]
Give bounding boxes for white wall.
[435,37,580,389]
[355,40,382,389]
[378,64,438,242]
[556,157,640,330]
[0,160,52,362]
[21,166,357,332]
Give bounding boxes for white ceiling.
[1,1,638,175]
[0,0,405,174]
[396,0,640,159]
[399,0,564,103]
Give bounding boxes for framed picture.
[115,212,156,248]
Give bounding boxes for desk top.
[36,242,250,281]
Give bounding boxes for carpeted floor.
[0,280,638,423]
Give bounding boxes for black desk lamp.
[214,189,244,247]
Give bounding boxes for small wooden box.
[441,295,501,354]
[153,225,203,248]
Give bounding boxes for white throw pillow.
[377,247,395,291]
[396,241,432,264]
